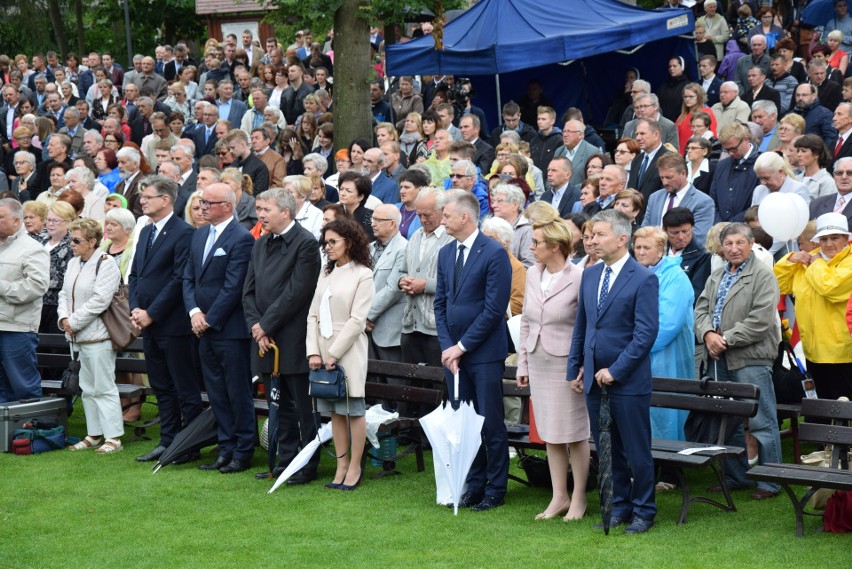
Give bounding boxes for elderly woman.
[633,226,694,442]
[577,220,601,268]
[794,134,837,200]
[184,190,207,229]
[778,212,852,402]
[772,112,805,158]
[23,201,48,241]
[307,173,331,210]
[165,82,193,123]
[11,125,38,158]
[100,207,138,284]
[396,169,429,238]
[59,218,124,453]
[37,162,70,206]
[66,166,107,221]
[221,168,257,230]
[326,149,350,189]
[399,112,429,165]
[39,201,76,333]
[11,150,37,201]
[516,217,589,521]
[284,174,323,240]
[307,217,375,490]
[337,171,374,240]
[827,29,849,76]
[491,182,534,267]
[612,188,645,231]
[685,136,715,194]
[572,177,600,214]
[481,216,526,317]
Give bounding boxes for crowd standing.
[1,2,852,532]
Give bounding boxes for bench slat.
[365,382,444,406]
[651,392,758,418]
[748,464,852,491]
[797,422,852,446]
[800,398,852,421]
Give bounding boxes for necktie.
[638,154,650,182]
[146,224,157,252]
[597,266,612,314]
[836,136,845,158]
[666,192,676,212]
[202,226,216,264]
[205,127,211,145]
[454,244,466,293]
[835,196,846,213]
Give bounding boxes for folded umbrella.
[261,344,282,479]
[598,386,614,535]
[152,407,218,473]
[268,422,333,494]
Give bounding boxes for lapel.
[141,215,175,269]
[200,218,234,273]
[452,232,485,299]
[596,257,635,319]
[547,263,577,299]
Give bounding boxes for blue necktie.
[597,266,612,314]
[146,224,157,252]
[202,226,216,264]
[454,244,465,293]
[637,154,650,183]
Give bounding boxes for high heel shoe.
[339,473,362,491]
[535,501,571,520]
[325,481,344,490]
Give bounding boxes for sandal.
[68,436,102,451]
[95,439,123,454]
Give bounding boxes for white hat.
[811,212,852,242]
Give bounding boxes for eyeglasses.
[530,238,545,247]
[835,170,852,177]
[70,237,85,244]
[139,194,164,201]
[685,146,704,151]
[322,238,346,248]
[722,140,743,154]
[199,199,227,208]
[564,130,583,135]
[372,217,394,223]
[216,151,230,157]
[614,149,631,154]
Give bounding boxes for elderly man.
[795,83,838,147]
[627,119,671,205]
[141,112,177,168]
[380,141,405,184]
[240,89,269,135]
[694,223,782,501]
[398,187,452,367]
[663,207,713,303]
[710,122,762,222]
[216,80,248,127]
[224,129,269,194]
[751,101,781,152]
[193,103,220,158]
[735,35,771,95]
[809,59,842,113]
[243,188,320,482]
[58,107,85,156]
[622,94,679,149]
[712,81,752,131]
[555,119,599,186]
[367,204,408,362]
[541,156,580,218]
[830,102,852,170]
[0,198,50,403]
[767,54,799,115]
[450,159,489,217]
[251,127,286,188]
[741,66,781,111]
[33,134,72,199]
[363,148,399,204]
[183,182,256,474]
[585,164,627,216]
[131,56,168,101]
[82,129,104,158]
[459,115,495,175]
[641,153,715,247]
[811,156,852,226]
[115,147,145,217]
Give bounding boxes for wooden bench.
[777,402,802,464]
[502,369,760,524]
[363,360,446,476]
[747,398,852,537]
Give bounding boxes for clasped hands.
[704,330,728,360]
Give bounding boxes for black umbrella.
[261,344,281,479]
[598,386,614,535]
[152,407,218,473]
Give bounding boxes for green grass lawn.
[0,403,847,569]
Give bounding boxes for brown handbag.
[95,255,139,351]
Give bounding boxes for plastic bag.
[365,405,399,449]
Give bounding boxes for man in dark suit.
[31,134,72,200]
[829,102,852,172]
[566,209,659,534]
[169,142,197,218]
[1,84,21,153]
[115,147,145,218]
[243,188,321,482]
[627,119,671,218]
[740,67,781,111]
[460,115,495,175]
[363,147,399,204]
[193,102,220,159]
[811,157,852,226]
[129,175,203,464]
[183,182,256,474]
[809,59,842,113]
[699,55,723,107]
[434,190,512,511]
[223,130,269,194]
[541,157,580,218]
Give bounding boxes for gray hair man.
[367,204,407,363]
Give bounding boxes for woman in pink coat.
[516,217,590,521]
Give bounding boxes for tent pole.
[495,74,502,128]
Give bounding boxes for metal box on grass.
[0,397,68,452]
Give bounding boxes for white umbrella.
[419,400,484,515]
[268,422,333,494]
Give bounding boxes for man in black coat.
[224,130,269,194]
[129,175,203,464]
[541,157,580,218]
[243,188,321,483]
[488,100,537,147]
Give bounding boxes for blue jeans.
[712,356,781,493]
[0,332,41,403]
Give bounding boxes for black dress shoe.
[470,496,504,512]
[256,471,273,480]
[219,458,252,474]
[455,492,484,509]
[593,516,630,530]
[171,451,200,465]
[324,482,343,489]
[287,471,318,486]
[136,445,167,462]
[198,456,231,471]
[623,516,655,534]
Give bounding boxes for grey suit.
[368,232,408,359]
[623,115,679,150]
[554,139,600,186]
[641,184,716,249]
[809,192,852,227]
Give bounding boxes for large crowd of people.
[1,2,852,533]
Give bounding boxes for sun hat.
[811,212,852,242]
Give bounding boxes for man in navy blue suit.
[129,175,203,464]
[434,190,512,511]
[192,102,220,159]
[183,182,256,474]
[566,209,660,534]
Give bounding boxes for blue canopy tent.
[386,0,696,126]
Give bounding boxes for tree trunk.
[74,0,85,55]
[46,0,69,57]
[333,0,372,152]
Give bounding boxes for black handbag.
[683,359,740,445]
[60,344,82,397]
[771,341,806,404]
[308,365,347,400]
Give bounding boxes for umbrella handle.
[453,371,459,402]
[259,343,280,376]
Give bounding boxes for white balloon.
[758,193,802,241]
[788,193,809,239]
